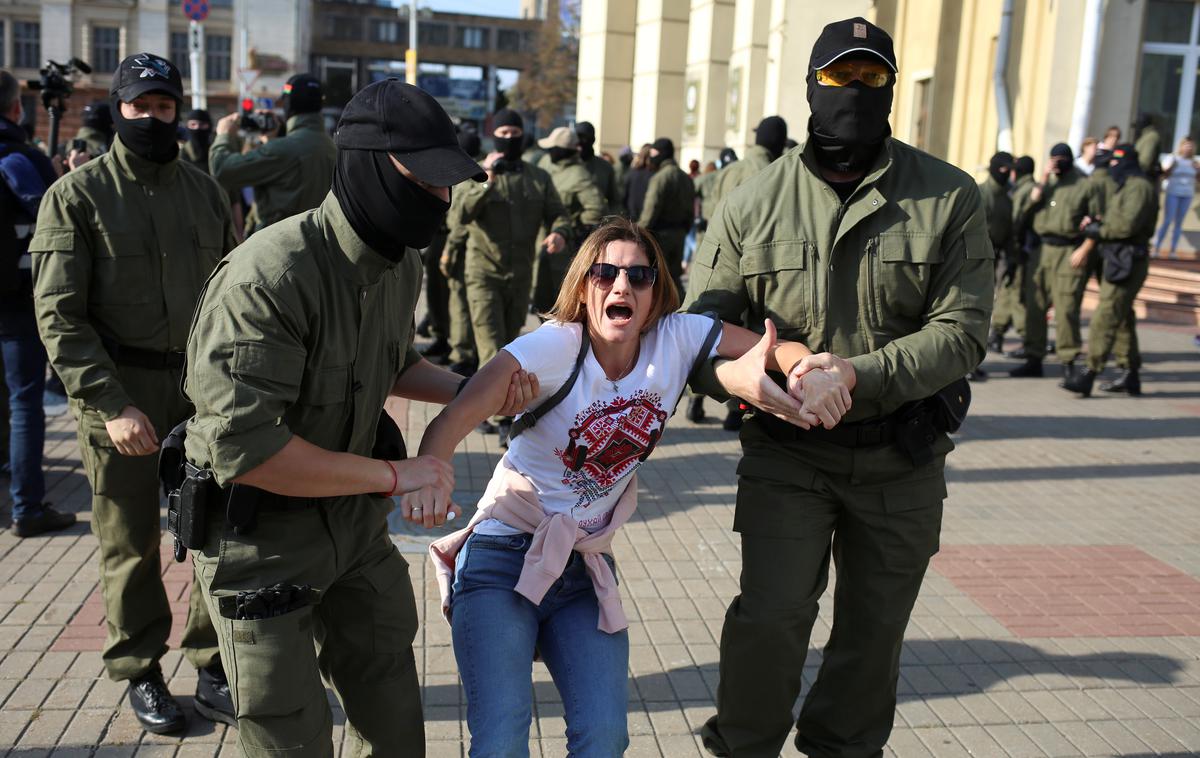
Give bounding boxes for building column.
[725,0,771,156]
[41,0,73,63]
[137,0,170,58]
[629,0,690,149]
[681,0,736,166]
[577,0,638,156]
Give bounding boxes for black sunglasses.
[588,263,657,289]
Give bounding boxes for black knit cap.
[809,17,897,73]
[1050,142,1073,160]
[576,121,596,142]
[283,73,323,114]
[111,53,184,102]
[1014,155,1035,177]
[492,108,524,131]
[336,78,486,186]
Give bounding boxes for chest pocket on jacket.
[193,225,225,267]
[92,229,153,304]
[869,232,942,324]
[740,241,814,331]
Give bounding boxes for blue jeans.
[0,315,47,521]
[451,532,630,757]
[1156,192,1192,254]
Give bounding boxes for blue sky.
[400,0,522,17]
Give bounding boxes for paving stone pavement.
[2,319,1200,757]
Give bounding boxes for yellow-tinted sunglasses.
[815,60,892,88]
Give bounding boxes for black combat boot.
[1006,345,1027,359]
[128,667,186,734]
[1057,361,1077,388]
[194,661,236,726]
[1008,358,1043,377]
[686,396,706,423]
[987,330,1004,354]
[1062,369,1097,397]
[1100,368,1141,396]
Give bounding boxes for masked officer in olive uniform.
[978,151,1013,369]
[1010,143,1092,379]
[709,116,788,210]
[990,154,1031,353]
[1063,144,1158,398]
[184,79,536,756]
[180,109,214,174]
[575,121,618,212]
[532,126,607,313]
[458,108,571,439]
[210,74,335,234]
[75,101,114,156]
[441,130,483,375]
[639,137,696,294]
[30,53,235,735]
[684,19,993,756]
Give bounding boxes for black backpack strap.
[674,312,723,412]
[508,327,591,442]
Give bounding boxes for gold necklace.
[607,348,639,392]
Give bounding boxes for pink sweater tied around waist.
[428,460,638,634]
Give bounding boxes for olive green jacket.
[30,137,236,420]
[1087,166,1116,218]
[1135,126,1162,176]
[184,192,423,486]
[684,138,994,423]
[542,155,607,240]
[979,175,1013,258]
[456,163,571,281]
[209,112,336,232]
[582,153,619,212]
[709,145,774,211]
[693,170,718,222]
[1030,167,1091,239]
[75,126,110,156]
[1011,174,1036,251]
[1097,175,1159,245]
[639,158,695,233]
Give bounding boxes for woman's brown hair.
[545,217,680,332]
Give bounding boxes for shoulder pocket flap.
[194,224,225,250]
[880,233,943,264]
[232,341,305,387]
[95,230,143,258]
[300,364,351,406]
[28,228,77,254]
[740,241,808,275]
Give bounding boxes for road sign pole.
[406,0,418,85]
[189,20,207,109]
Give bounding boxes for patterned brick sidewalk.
[3,320,1200,757]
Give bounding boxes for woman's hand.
[497,369,540,417]
[788,367,852,428]
[715,320,816,429]
[391,455,454,496]
[790,352,857,427]
[400,485,462,529]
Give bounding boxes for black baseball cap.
[336,78,486,186]
[809,17,897,73]
[110,53,184,102]
[283,73,323,114]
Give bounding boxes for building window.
[92,26,121,73]
[170,32,190,76]
[456,26,489,50]
[1139,0,1200,153]
[370,19,405,44]
[315,56,358,109]
[206,34,232,81]
[329,16,363,41]
[13,21,40,70]
[419,23,449,47]
[497,29,521,52]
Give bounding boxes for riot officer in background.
[575,121,619,212]
[75,100,114,156]
[976,151,1013,378]
[180,109,213,174]
[638,137,695,294]
[991,155,1035,354]
[442,129,484,376]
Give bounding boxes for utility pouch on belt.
[160,420,208,562]
[1099,242,1146,284]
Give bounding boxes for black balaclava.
[988,151,1014,186]
[491,108,524,162]
[82,101,114,143]
[112,95,180,163]
[1049,143,1073,175]
[332,149,451,261]
[806,63,893,173]
[718,147,738,168]
[184,108,213,155]
[649,137,674,168]
[1014,155,1035,179]
[576,121,597,161]
[1108,143,1142,188]
[548,146,576,163]
[754,116,788,160]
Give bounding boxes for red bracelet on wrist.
[379,459,398,498]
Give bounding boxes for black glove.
[491,158,510,176]
[1082,221,1102,241]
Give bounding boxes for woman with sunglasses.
[408,217,852,756]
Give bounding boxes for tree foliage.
[510,0,579,130]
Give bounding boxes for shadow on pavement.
[946,461,1200,482]
[962,415,1200,440]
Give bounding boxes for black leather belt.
[203,478,320,515]
[1039,234,1083,247]
[107,343,185,370]
[756,413,898,448]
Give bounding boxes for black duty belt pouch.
[1100,242,1145,284]
[928,376,971,433]
[167,463,210,561]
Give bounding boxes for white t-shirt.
[475,314,722,536]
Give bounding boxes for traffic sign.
[181,0,209,22]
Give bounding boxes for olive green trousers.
[1086,254,1149,373]
[702,422,946,758]
[465,270,534,367]
[447,271,476,366]
[195,496,423,757]
[75,366,218,681]
[990,264,1026,338]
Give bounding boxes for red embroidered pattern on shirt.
[554,390,668,508]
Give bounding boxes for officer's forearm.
[391,358,462,405]
[419,353,517,462]
[233,435,394,497]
